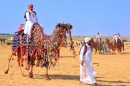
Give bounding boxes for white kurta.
[118,35,122,42]
[113,35,118,43]
[96,35,101,43]
[24,10,38,35]
[79,44,96,84]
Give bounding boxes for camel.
[5,23,76,79]
[112,38,124,54]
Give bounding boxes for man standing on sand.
[79,37,97,86]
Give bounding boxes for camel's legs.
[5,54,14,74]
[43,63,51,80]
[29,65,34,78]
[17,48,25,76]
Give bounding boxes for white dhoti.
[24,21,34,35]
[24,21,44,35]
[97,38,100,44]
[115,38,118,43]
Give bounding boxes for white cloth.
[24,10,38,35]
[118,35,122,42]
[96,35,100,39]
[96,35,101,43]
[113,35,118,43]
[79,44,96,84]
[84,37,91,43]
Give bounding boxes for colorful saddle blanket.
[12,33,34,54]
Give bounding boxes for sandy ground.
[0,44,130,86]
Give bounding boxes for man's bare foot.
[79,81,83,84]
[92,83,98,86]
[27,35,31,38]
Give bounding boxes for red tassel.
[17,59,20,62]
[25,65,30,70]
[21,64,24,67]
[25,58,27,61]
[54,57,57,61]
[12,58,14,60]
[22,57,24,61]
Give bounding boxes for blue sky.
[0,0,130,36]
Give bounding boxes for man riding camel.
[96,32,101,44]
[113,33,118,44]
[117,33,122,43]
[23,4,43,38]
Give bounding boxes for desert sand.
[0,43,130,86]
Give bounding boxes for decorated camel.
[5,23,76,79]
[105,38,125,54]
[91,38,103,54]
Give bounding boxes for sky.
[0,0,130,36]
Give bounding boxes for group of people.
[23,5,97,85]
[96,32,122,44]
[113,33,122,43]
[18,4,126,85]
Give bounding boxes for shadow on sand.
[60,56,73,58]
[100,51,130,55]
[33,74,130,86]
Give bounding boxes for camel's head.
[64,23,73,32]
[55,23,73,35]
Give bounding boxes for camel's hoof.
[28,72,33,78]
[5,70,8,74]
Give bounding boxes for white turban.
[84,37,91,43]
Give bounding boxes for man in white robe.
[24,4,43,37]
[79,37,97,85]
[96,32,101,44]
[113,33,118,44]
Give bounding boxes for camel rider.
[113,33,118,44]
[96,32,101,44]
[24,4,43,38]
[117,33,122,43]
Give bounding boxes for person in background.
[102,41,105,53]
[117,33,122,43]
[113,33,118,44]
[96,32,101,44]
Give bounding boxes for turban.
[28,4,33,8]
[84,37,91,43]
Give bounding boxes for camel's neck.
[52,29,65,47]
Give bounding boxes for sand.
[0,44,130,86]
